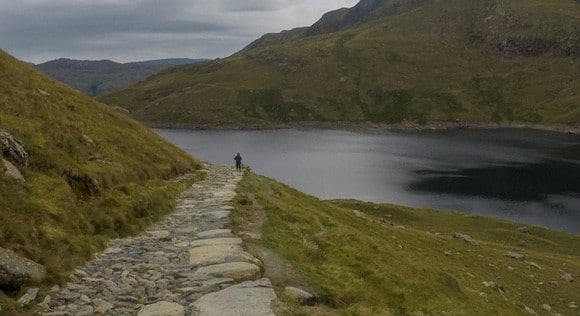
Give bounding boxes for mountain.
[0,49,199,311]
[100,0,580,127]
[34,58,207,96]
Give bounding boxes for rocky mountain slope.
[100,0,580,127]
[0,49,200,313]
[35,58,206,96]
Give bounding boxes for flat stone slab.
[189,244,259,266]
[197,229,233,239]
[190,238,242,248]
[194,262,261,280]
[201,210,231,220]
[191,278,276,316]
[212,190,237,198]
[138,301,185,316]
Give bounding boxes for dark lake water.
[155,128,580,234]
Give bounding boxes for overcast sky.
[0,0,358,64]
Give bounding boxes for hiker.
[234,153,242,172]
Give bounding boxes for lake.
[155,128,580,234]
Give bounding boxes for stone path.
[41,165,277,316]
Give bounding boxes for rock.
[150,256,171,265]
[444,251,453,256]
[517,226,530,233]
[189,244,259,266]
[38,294,51,311]
[482,281,504,292]
[570,302,578,309]
[542,304,551,311]
[285,286,318,305]
[197,229,233,239]
[112,106,130,114]
[191,278,276,316]
[528,262,542,270]
[0,130,29,166]
[524,306,538,315]
[505,251,525,260]
[453,232,479,245]
[561,273,574,282]
[17,287,39,306]
[0,246,46,287]
[194,262,261,280]
[93,298,114,314]
[189,237,242,248]
[138,301,185,316]
[2,159,26,183]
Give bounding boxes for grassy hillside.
[234,173,580,315]
[35,58,206,96]
[100,0,580,127]
[0,50,200,313]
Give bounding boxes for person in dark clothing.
[234,153,242,172]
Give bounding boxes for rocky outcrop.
[0,130,29,167]
[0,247,47,289]
[306,0,429,36]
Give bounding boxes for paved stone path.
[41,165,277,316]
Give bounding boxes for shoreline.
[148,121,580,135]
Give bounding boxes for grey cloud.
[0,0,358,63]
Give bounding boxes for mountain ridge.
[34,57,207,96]
[100,0,580,127]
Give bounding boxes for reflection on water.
[411,159,580,201]
[155,128,580,234]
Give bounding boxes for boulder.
[285,286,318,305]
[0,247,46,288]
[0,130,29,166]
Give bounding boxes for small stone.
[542,304,551,312]
[528,262,542,270]
[482,281,504,292]
[479,292,488,302]
[517,226,530,233]
[570,302,578,309]
[150,256,170,265]
[156,279,170,290]
[93,298,114,314]
[505,251,525,260]
[138,301,185,316]
[285,286,317,305]
[17,287,39,306]
[79,294,91,303]
[74,305,94,316]
[444,251,452,256]
[561,273,574,282]
[524,306,538,315]
[50,285,61,292]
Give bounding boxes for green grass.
[100,0,580,127]
[0,50,201,314]
[234,173,580,315]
